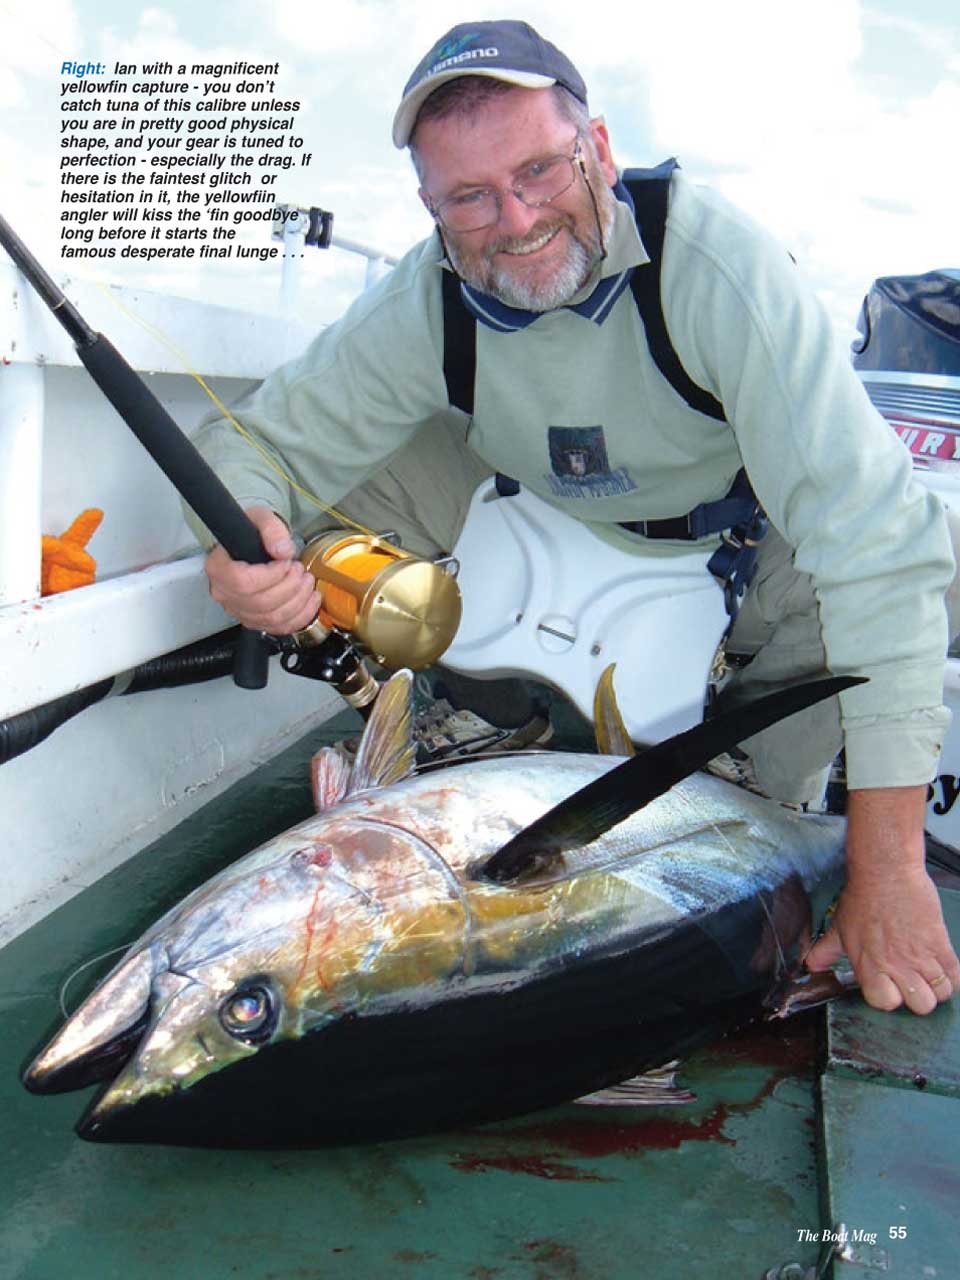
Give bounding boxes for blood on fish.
[294,882,327,989]
[291,844,333,869]
[314,915,340,989]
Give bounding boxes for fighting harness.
[440,157,767,615]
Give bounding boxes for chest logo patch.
[546,426,637,499]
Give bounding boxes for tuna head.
[22,812,468,1147]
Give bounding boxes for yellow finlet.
[593,664,636,758]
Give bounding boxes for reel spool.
[294,531,462,670]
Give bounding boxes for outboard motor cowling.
[852,268,960,472]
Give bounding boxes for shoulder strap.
[441,268,476,416]
[623,160,726,422]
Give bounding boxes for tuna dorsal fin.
[346,668,418,797]
[478,675,865,884]
[593,664,636,758]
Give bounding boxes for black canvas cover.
[853,269,960,374]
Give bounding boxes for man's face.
[415,87,618,310]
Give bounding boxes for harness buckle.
[711,503,768,621]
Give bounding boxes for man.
[194,21,960,1014]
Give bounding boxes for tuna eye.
[219,983,276,1043]
[226,992,266,1027]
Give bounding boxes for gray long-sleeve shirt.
[189,170,954,790]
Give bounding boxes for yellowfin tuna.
[23,669,858,1147]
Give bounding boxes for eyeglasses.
[429,139,585,233]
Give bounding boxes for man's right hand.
[205,505,320,634]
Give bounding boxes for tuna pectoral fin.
[575,1062,696,1107]
[593,664,635,758]
[479,675,865,883]
[22,947,154,1094]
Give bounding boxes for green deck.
[817,892,960,1280]
[2,715,958,1280]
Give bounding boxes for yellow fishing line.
[5,1,375,539]
[95,282,376,537]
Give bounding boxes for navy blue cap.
[393,20,588,148]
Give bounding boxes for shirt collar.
[452,178,649,333]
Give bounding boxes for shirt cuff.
[843,705,951,789]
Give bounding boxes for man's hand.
[205,505,320,634]
[805,785,960,1014]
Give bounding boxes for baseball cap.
[393,20,588,148]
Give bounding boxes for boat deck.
[2,713,957,1280]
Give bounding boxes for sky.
[2,0,958,339]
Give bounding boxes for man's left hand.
[805,785,960,1014]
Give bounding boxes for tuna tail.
[479,674,865,884]
[22,946,156,1094]
[765,965,859,1019]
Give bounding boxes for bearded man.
[192,20,960,1015]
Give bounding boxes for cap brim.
[392,69,556,148]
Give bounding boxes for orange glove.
[41,508,104,596]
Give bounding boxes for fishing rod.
[0,211,275,690]
[1,214,462,726]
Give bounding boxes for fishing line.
[1,1,69,61]
[416,747,555,773]
[95,284,377,537]
[672,785,791,976]
[4,1,377,540]
[59,943,133,1017]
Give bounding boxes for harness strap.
[623,160,726,422]
[440,163,727,423]
[439,162,763,615]
[441,268,475,416]
[620,470,766,616]
[618,468,756,541]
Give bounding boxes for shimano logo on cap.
[428,46,499,78]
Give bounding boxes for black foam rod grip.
[78,333,271,689]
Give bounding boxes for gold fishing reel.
[293,530,462,671]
